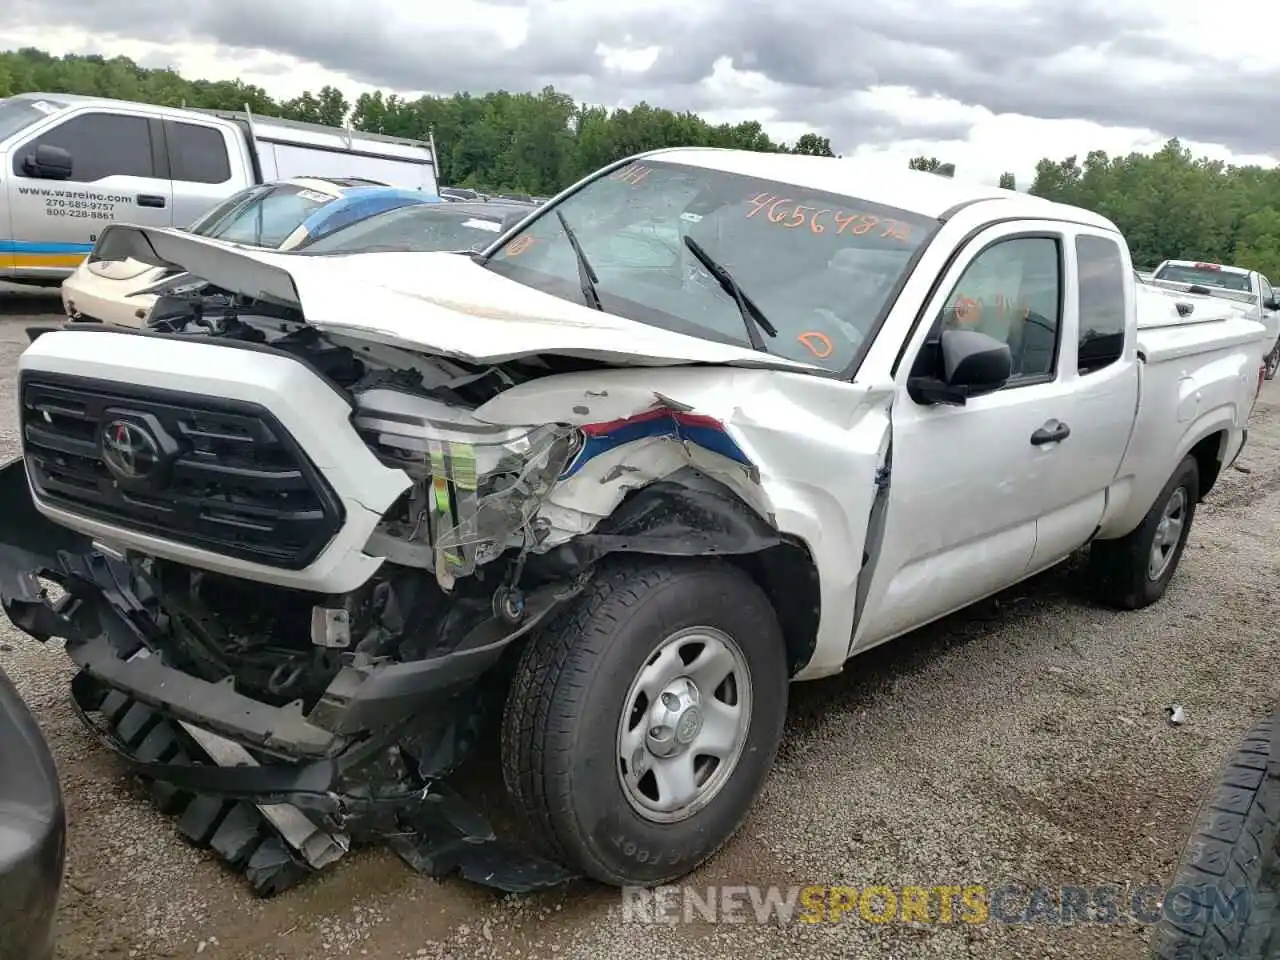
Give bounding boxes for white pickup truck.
[1147,258,1280,378]
[0,92,438,288]
[0,149,1269,895]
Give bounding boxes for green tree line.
[3,48,1279,277]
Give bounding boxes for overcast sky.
[2,0,1277,187]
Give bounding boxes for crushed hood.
[112,223,823,371]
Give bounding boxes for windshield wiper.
[556,209,603,311]
[682,235,777,352]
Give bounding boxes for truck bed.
[1135,283,1264,361]
[1100,292,1267,540]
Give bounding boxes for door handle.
[136,194,166,208]
[1030,419,1070,445]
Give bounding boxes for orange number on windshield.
[767,199,795,223]
[797,332,834,359]
[832,211,861,234]
[743,195,914,243]
[745,193,776,217]
[505,235,536,257]
[786,205,813,228]
[609,165,651,185]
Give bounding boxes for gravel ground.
[1,286,1278,960]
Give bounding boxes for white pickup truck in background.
[0,150,1269,896]
[0,92,438,287]
[1148,258,1280,377]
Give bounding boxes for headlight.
[354,388,580,585]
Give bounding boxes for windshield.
[0,97,66,142]
[186,183,334,248]
[481,159,937,371]
[1154,263,1252,293]
[299,204,511,254]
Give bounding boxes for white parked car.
[60,176,439,327]
[0,149,1269,895]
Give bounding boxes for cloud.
[1,0,1276,186]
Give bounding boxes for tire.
[1265,341,1279,381]
[1149,715,1280,960]
[500,558,789,886]
[1090,454,1199,610]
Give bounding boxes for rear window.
[168,122,231,185]
[1153,263,1252,293]
[299,205,512,254]
[481,160,938,371]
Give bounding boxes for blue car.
[62,176,442,326]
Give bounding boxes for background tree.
[998,172,1016,190]
[793,133,834,156]
[4,46,1280,275]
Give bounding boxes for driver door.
[853,222,1080,649]
[6,108,174,278]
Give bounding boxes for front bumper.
[0,665,66,960]
[0,457,575,895]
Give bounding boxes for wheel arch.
[526,467,822,677]
[1188,428,1228,501]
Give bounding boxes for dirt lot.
[1,287,1278,960]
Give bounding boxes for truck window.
[1260,275,1274,304]
[939,236,1062,382]
[12,112,155,181]
[168,122,231,184]
[1075,235,1127,375]
[1153,262,1252,293]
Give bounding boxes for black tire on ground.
[1089,454,1199,610]
[500,558,789,886]
[1264,341,1279,381]
[1149,715,1280,960]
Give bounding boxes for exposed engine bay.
[0,288,806,895]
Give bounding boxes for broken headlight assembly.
[354,388,581,588]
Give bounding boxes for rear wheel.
[1149,715,1280,959]
[500,559,789,886]
[1090,455,1198,609]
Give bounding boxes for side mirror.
[908,329,1012,405]
[22,144,73,180]
[1263,296,1280,312]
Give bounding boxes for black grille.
[20,373,344,570]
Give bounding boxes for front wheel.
[1265,341,1280,381]
[1089,454,1199,609]
[500,559,789,886]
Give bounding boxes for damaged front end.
[0,297,799,896]
[0,454,582,894]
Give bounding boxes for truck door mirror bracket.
[907,329,1012,406]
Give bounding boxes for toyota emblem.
[100,419,161,481]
